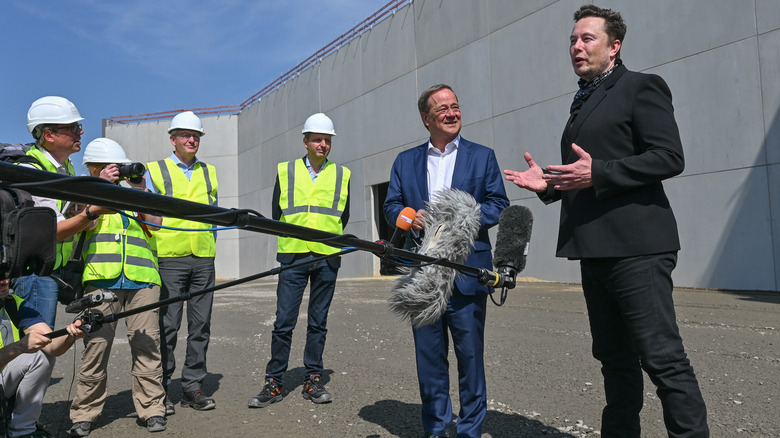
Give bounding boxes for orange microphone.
[390,207,416,247]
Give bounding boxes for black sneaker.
[181,389,216,411]
[301,375,332,404]
[248,378,283,408]
[163,395,175,416]
[146,416,167,433]
[68,421,91,437]
[20,425,54,438]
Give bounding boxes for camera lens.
[118,162,146,184]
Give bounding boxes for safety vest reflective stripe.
[86,233,151,248]
[84,253,157,269]
[154,160,174,197]
[0,296,24,348]
[146,158,218,257]
[25,146,75,269]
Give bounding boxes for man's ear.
[421,112,430,128]
[610,39,621,58]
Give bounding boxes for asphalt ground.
[38,277,778,437]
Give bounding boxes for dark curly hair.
[574,5,626,56]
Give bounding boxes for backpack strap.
[1,297,22,329]
[13,156,43,169]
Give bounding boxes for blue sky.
[0,0,393,169]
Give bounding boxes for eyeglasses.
[175,132,201,141]
[53,123,82,135]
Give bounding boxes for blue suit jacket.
[383,137,509,295]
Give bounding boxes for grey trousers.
[158,256,215,392]
[1,351,54,437]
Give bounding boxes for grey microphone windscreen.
[493,205,533,273]
[389,189,481,327]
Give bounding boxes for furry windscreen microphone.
[493,205,533,274]
[389,189,481,327]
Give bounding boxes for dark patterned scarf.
[570,58,623,115]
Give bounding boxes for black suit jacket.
[541,64,684,258]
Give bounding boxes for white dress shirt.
[426,135,460,201]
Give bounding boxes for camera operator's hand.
[99,163,121,183]
[127,174,149,190]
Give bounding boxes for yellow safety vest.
[25,145,75,269]
[146,158,218,257]
[82,213,161,285]
[277,159,350,255]
[0,295,24,349]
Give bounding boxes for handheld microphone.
[488,204,533,292]
[389,189,481,327]
[65,290,118,313]
[389,207,416,248]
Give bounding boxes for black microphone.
[389,207,416,248]
[65,290,118,313]
[492,205,534,289]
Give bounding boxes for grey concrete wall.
[105,0,780,291]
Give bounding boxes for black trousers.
[581,253,709,438]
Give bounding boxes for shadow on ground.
[359,399,580,438]
[39,374,224,437]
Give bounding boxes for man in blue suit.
[384,84,509,438]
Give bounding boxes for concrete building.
[105,0,780,292]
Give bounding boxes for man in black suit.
[504,5,709,437]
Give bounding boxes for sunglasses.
[53,123,83,135]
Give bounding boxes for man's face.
[421,88,461,140]
[0,278,9,299]
[570,16,620,81]
[170,130,201,160]
[304,133,332,161]
[44,122,83,156]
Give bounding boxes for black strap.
[70,231,87,262]
[1,297,22,329]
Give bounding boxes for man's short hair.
[574,4,626,48]
[35,125,57,145]
[417,84,456,114]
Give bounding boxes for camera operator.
[67,139,167,436]
[0,277,85,438]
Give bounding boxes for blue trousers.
[581,253,709,438]
[10,274,59,328]
[265,253,338,386]
[413,291,487,438]
[158,256,215,392]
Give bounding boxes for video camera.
[0,187,56,280]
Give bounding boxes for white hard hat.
[302,113,336,136]
[82,138,132,165]
[168,111,205,136]
[27,96,84,138]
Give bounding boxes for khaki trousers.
[70,284,166,422]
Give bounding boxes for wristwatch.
[85,206,99,220]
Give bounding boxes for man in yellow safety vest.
[145,111,218,414]
[68,138,167,436]
[248,113,350,409]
